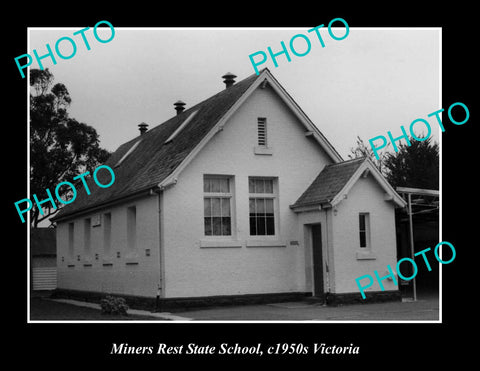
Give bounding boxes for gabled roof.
[291,157,406,210]
[53,68,342,221]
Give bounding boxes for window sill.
[246,239,287,248]
[254,146,273,155]
[356,250,377,260]
[102,257,114,266]
[200,239,243,248]
[125,251,140,265]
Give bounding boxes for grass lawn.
[29,297,158,321]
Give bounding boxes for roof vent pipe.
[174,100,186,115]
[222,72,237,89]
[138,122,149,135]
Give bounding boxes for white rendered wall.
[330,175,399,294]
[162,84,333,298]
[56,194,161,298]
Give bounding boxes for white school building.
[52,69,406,307]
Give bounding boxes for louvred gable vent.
[257,117,266,146]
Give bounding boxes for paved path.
[32,294,439,321]
[172,296,439,321]
[47,298,192,320]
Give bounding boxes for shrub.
[100,295,129,315]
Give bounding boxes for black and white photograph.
[26,25,441,321]
[7,5,475,365]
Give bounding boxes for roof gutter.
[158,177,178,191]
[289,201,332,213]
[52,186,161,223]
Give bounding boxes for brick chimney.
[222,72,237,89]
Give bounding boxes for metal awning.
[397,187,439,216]
[396,187,439,301]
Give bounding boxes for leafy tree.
[348,135,389,175]
[383,137,439,190]
[348,135,439,190]
[30,68,110,227]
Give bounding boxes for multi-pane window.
[257,117,267,146]
[204,176,232,236]
[359,213,370,248]
[249,177,276,236]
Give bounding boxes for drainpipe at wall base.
[153,188,165,307]
[155,284,161,312]
[325,207,331,296]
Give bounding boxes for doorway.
[311,224,324,300]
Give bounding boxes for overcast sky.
[28,27,440,159]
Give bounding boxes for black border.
[7,3,474,364]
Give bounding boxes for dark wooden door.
[311,224,324,299]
